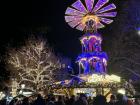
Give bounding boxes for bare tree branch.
[7,37,61,91]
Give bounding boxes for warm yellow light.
[110,75,121,82]
[118,89,125,95]
[21,84,25,89]
[82,15,99,25]
[86,74,121,83]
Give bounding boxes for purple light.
[65,7,85,16]
[72,0,87,13]
[65,0,117,31]
[93,0,109,12]
[65,16,82,22]
[68,20,81,28]
[85,0,94,12]
[100,18,113,24]
[97,3,116,13]
[97,12,117,17]
[97,22,105,28]
[76,23,85,31]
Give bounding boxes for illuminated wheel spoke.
[97,12,117,17]
[65,16,82,22]
[97,22,105,28]
[68,20,81,28]
[97,3,116,13]
[100,18,113,24]
[72,0,88,13]
[93,0,109,12]
[65,7,86,16]
[85,0,94,12]
[76,23,85,31]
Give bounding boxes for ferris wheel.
[65,0,117,31]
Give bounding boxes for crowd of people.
[0,93,140,105]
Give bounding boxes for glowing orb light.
[118,89,126,95]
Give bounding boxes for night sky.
[0,0,138,74]
[1,0,123,56]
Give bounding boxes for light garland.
[85,74,121,83]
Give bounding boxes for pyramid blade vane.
[72,0,88,13]
[65,7,86,16]
[68,19,81,28]
[76,23,85,31]
[65,16,82,22]
[97,12,117,17]
[93,0,109,12]
[100,18,113,24]
[97,22,105,28]
[97,3,116,13]
[85,0,94,12]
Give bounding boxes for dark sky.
[1,0,123,67]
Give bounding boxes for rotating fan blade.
[76,23,85,31]
[97,22,105,28]
[93,0,109,12]
[97,3,116,13]
[97,12,117,17]
[65,7,86,16]
[68,19,81,28]
[100,18,113,24]
[72,0,88,13]
[65,16,82,22]
[85,0,94,12]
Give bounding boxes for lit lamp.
[20,84,25,95]
[0,92,6,100]
[117,89,125,95]
[110,74,121,82]
[19,90,23,94]
[21,84,25,89]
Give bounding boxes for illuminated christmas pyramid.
[77,26,108,75]
[65,0,117,75]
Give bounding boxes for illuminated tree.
[7,37,61,91]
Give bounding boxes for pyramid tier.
[76,52,108,74]
[80,33,102,52]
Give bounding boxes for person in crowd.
[0,99,7,105]
[74,93,88,105]
[33,94,46,105]
[134,98,140,105]
[64,95,75,105]
[122,94,133,105]
[87,96,93,105]
[69,95,76,105]
[56,96,65,105]
[108,95,116,105]
[115,94,127,105]
[22,97,29,105]
[64,97,70,105]
[47,96,56,105]
[93,94,108,105]
[9,99,18,105]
